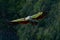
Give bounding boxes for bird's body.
[25,16,32,20]
[10,12,47,25]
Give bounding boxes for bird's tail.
[31,22,38,25]
[30,20,38,25]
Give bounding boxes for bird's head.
[25,16,32,20]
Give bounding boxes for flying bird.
[10,12,47,25]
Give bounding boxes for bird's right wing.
[31,12,45,20]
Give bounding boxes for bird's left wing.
[11,18,25,22]
[10,18,29,24]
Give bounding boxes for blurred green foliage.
[0,0,60,40]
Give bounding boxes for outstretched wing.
[31,12,45,20]
[10,18,29,24]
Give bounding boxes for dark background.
[0,0,60,40]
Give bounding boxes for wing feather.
[31,12,46,19]
[10,18,29,24]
